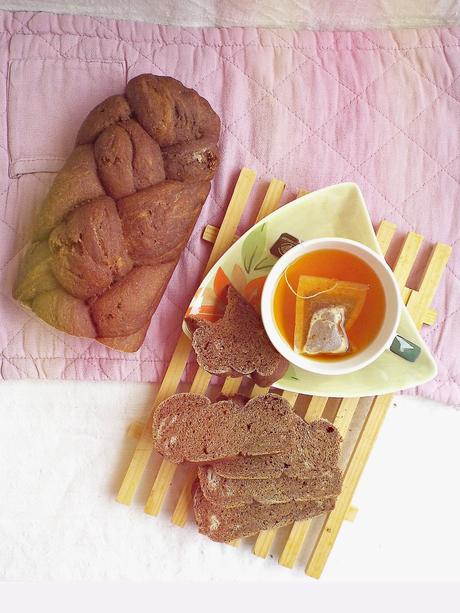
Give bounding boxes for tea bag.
[293,275,368,355]
[304,306,348,354]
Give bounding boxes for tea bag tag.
[303,306,349,355]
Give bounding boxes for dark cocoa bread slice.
[211,418,342,480]
[197,465,342,507]
[153,392,295,463]
[187,285,289,386]
[193,483,335,542]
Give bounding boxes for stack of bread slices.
[152,287,343,542]
[153,393,342,542]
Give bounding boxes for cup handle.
[389,334,421,362]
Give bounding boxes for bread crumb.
[157,414,177,438]
[209,515,220,531]
[224,482,234,496]
[206,469,220,491]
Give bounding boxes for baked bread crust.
[193,483,335,542]
[14,74,220,352]
[211,418,342,479]
[198,465,342,507]
[187,286,289,386]
[152,392,296,463]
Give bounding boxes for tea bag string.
[283,268,339,300]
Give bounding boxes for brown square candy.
[270,233,300,257]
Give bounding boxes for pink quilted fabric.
[0,11,459,406]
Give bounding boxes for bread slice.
[193,483,335,542]
[211,418,342,480]
[187,285,289,386]
[153,393,295,463]
[198,465,342,507]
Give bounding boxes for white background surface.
[1,0,460,607]
[2,0,460,29]
[1,381,459,583]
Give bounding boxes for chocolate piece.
[269,232,300,257]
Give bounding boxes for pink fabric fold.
[0,10,459,406]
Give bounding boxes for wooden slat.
[407,243,452,328]
[171,468,196,527]
[116,333,192,506]
[144,459,177,516]
[305,396,328,421]
[202,224,239,246]
[202,178,285,246]
[306,394,393,578]
[127,420,144,441]
[255,178,285,222]
[117,169,256,507]
[279,519,312,568]
[203,168,257,277]
[376,220,396,255]
[344,505,359,522]
[402,289,438,325]
[168,178,285,525]
[220,377,243,396]
[333,397,361,439]
[392,232,423,291]
[278,396,360,568]
[423,308,438,326]
[281,390,298,406]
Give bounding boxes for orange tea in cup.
[273,249,385,361]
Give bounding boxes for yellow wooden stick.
[117,169,256,507]
[392,232,423,291]
[344,505,358,522]
[279,519,312,568]
[255,178,286,221]
[127,420,144,441]
[306,394,393,578]
[220,377,243,396]
[117,333,192,506]
[407,243,452,328]
[306,396,328,421]
[171,468,196,527]
[375,220,396,255]
[202,178,286,246]
[203,168,258,277]
[278,396,360,568]
[202,224,240,246]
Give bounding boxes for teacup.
[261,237,402,376]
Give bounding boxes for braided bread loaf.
[14,74,220,352]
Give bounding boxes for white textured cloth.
[2,0,460,29]
[1,383,459,581]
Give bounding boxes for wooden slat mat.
[116,168,451,578]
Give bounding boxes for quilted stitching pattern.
[0,11,459,406]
